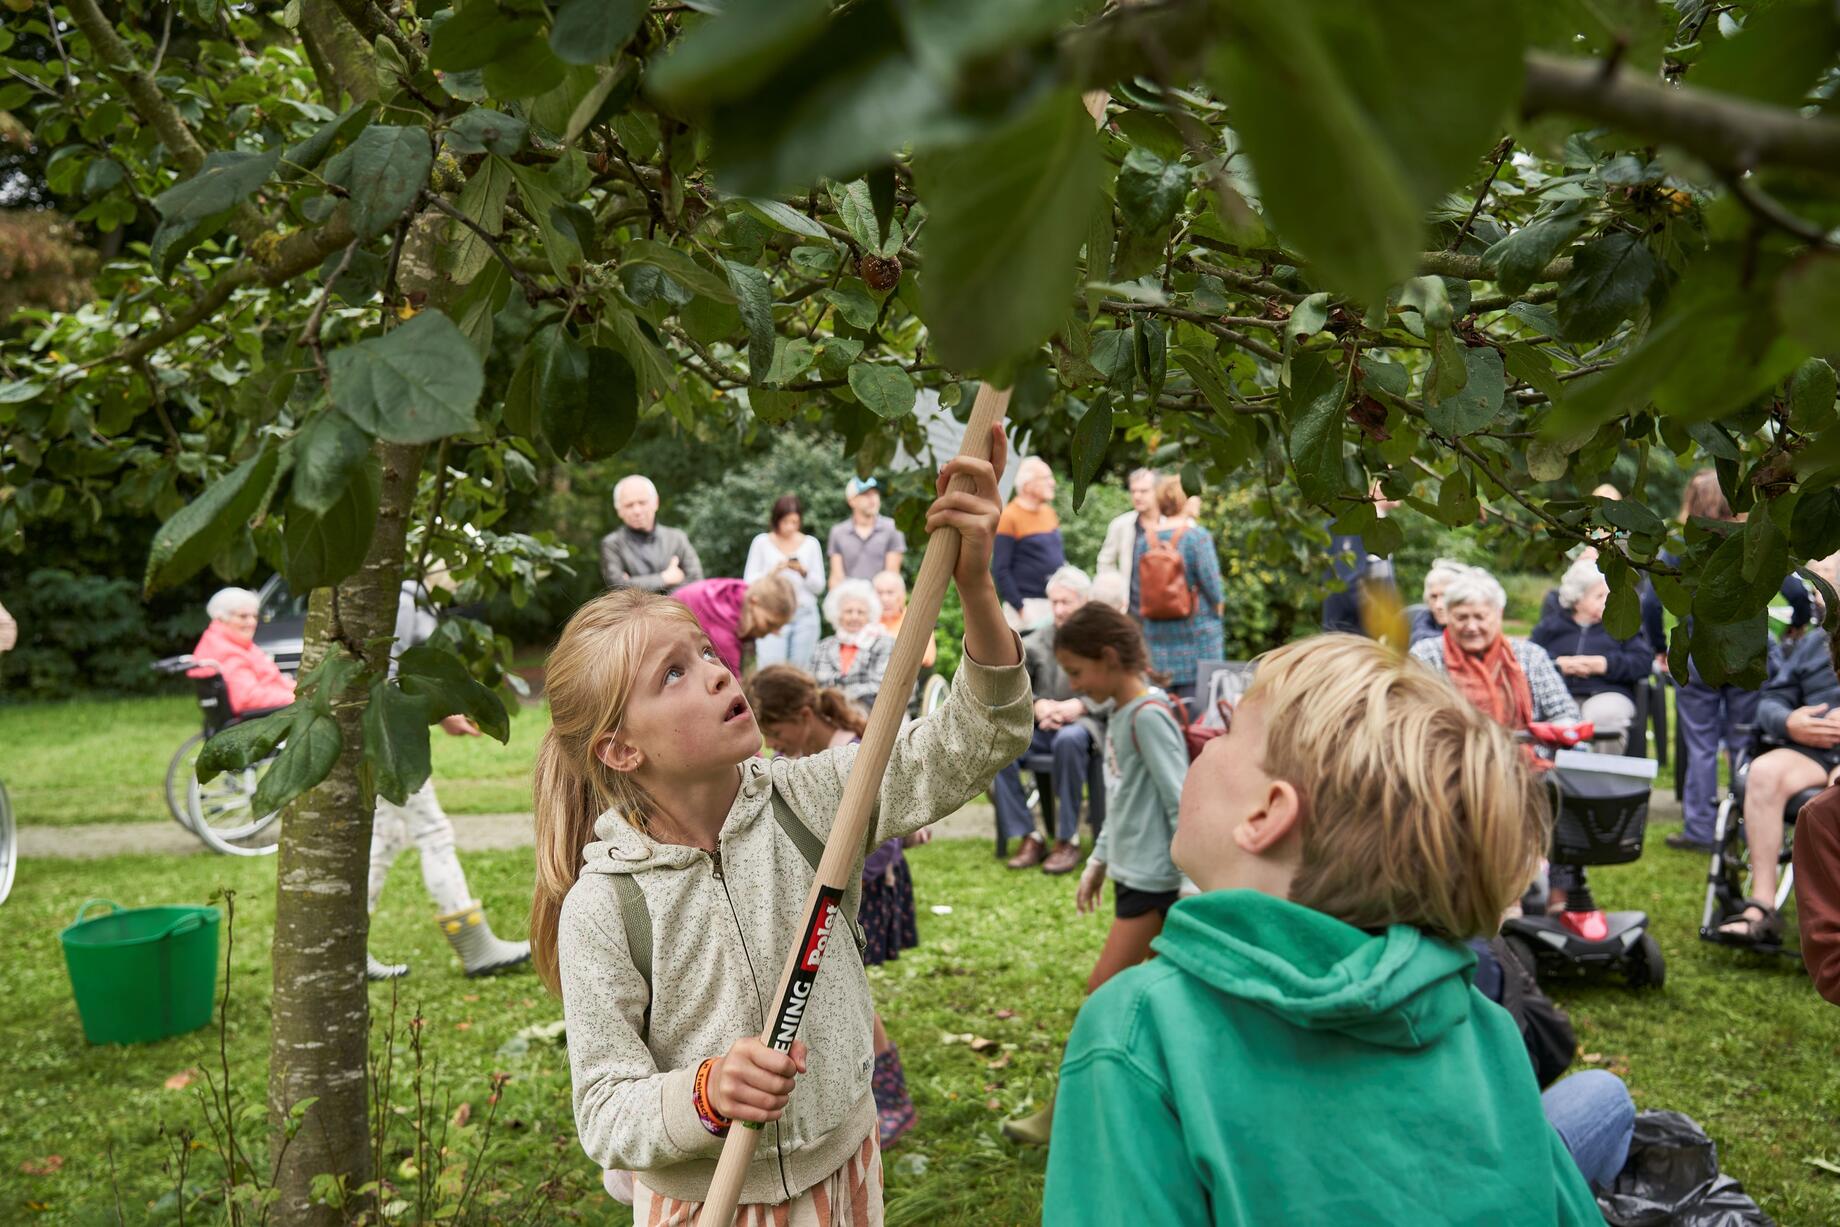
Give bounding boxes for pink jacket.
[672,578,749,675]
[191,621,296,714]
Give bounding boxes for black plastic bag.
[1597,1111,1774,1227]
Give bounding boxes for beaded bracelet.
[693,1057,731,1137]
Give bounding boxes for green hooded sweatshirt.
[1043,891,1602,1226]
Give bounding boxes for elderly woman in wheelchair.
[1707,629,1834,949]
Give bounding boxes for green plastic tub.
[59,898,220,1045]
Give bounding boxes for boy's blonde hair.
[1245,634,1547,941]
[530,588,704,993]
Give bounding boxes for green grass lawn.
[0,695,546,827]
[2,830,1837,1224]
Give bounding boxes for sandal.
[1716,899,1783,946]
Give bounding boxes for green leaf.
[1693,1,1840,108]
[824,282,879,330]
[431,3,540,71]
[550,0,645,64]
[916,90,1102,372]
[364,680,432,805]
[725,260,775,380]
[1687,610,1768,689]
[280,102,374,179]
[538,334,639,459]
[330,311,484,444]
[1133,316,1166,401]
[766,337,817,386]
[1286,351,1346,503]
[441,154,513,282]
[398,644,510,742]
[735,197,830,240]
[506,160,582,280]
[833,178,880,250]
[894,0,1085,73]
[1791,488,1840,557]
[1480,206,1586,297]
[1069,395,1114,511]
[1599,498,1666,538]
[1603,579,1641,641]
[145,441,279,594]
[325,125,433,239]
[1525,440,1568,482]
[250,709,343,817]
[195,706,294,783]
[289,411,373,515]
[620,239,735,302]
[847,363,915,420]
[1776,252,1840,355]
[1790,358,1838,433]
[1208,0,1523,303]
[869,165,897,244]
[601,308,677,400]
[1556,234,1657,342]
[644,0,830,107]
[1693,531,1780,623]
[1174,350,1240,417]
[1115,147,1189,235]
[445,108,528,156]
[1429,328,1469,402]
[1287,292,1331,341]
[1397,276,1453,331]
[283,455,380,591]
[483,37,567,98]
[1425,346,1505,437]
[153,148,281,224]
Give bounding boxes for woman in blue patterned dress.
[1132,476,1224,711]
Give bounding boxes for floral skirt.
[859,856,919,966]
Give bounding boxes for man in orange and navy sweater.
[992,457,1067,620]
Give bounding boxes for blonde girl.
[532,433,1030,1225]
[1003,601,1189,1147]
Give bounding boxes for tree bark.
[266,442,425,1224]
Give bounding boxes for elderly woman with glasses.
[190,587,296,714]
[1409,568,1580,736]
[1529,557,1653,755]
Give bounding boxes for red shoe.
[1560,910,1610,942]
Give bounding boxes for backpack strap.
[767,774,869,953]
[1127,696,1188,756]
[609,874,654,1041]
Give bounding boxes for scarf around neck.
[1441,626,1533,733]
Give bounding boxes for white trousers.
[368,781,472,915]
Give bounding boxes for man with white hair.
[991,565,1106,874]
[992,456,1066,623]
[598,474,703,593]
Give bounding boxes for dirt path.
[18,800,1005,860]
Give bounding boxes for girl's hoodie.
[557,639,1031,1204]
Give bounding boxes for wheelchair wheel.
[178,736,282,857]
[1624,932,1666,990]
[1707,814,1756,927]
[0,779,15,906]
[164,732,207,830]
[919,673,950,718]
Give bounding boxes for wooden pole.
[695,383,1011,1225]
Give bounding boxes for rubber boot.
[435,902,531,976]
[873,1044,917,1149]
[1001,1094,1055,1147]
[367,951,409,981]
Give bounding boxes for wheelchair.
[153,656,284,857]
[1699,731,1805,958]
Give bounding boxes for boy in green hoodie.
[1043,634,1604,1226]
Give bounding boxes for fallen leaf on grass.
[455,1021,473,1031]
[994,1008,1016,1020]
[451,1102,472,1128]
[163,1069,199,1091]
[463,994,480,1003]
[985,1098,1001,1111]
[20,1156,63,1176]
[987,1052,1012,1071]
[1580,1052,1604,1064]
[968,1036,997,1054]
[1807,1156,1840,1177]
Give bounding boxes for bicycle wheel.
[0,779,15,905]
[165,732,205,830]
[183,739,282,857]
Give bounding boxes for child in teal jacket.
[1043,634,1603,1225]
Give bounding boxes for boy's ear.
[1235,779,1304,857]
[595,733,643,775]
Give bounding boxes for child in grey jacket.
[531,433,1030,1222]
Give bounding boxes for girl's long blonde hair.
[530,588,703,993]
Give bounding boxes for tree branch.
[1097,300,1286,364]
[424,194,556,302]
[1727,173,1837,247]
[1419,249,1573,283]
[1522,49,1840,178]
[1450,137,1514,251]
[63,0,209,174]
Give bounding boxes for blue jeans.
[755,604,820,673]
[1543,1069,1634,1189]
[991,723,1095,844]
[1677,678,1760,843]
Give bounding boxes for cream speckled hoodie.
[557,639,1031,1205]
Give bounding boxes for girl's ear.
[595,732,643,775]
[1102,645,1124,670]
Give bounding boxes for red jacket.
[1794,787,1840,1007]
[191,621,296,714]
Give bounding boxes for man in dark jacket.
[598,474,703,593]
[991,566,1107,874]
[1529,558,1652,754]
[1718,628,1840,945]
